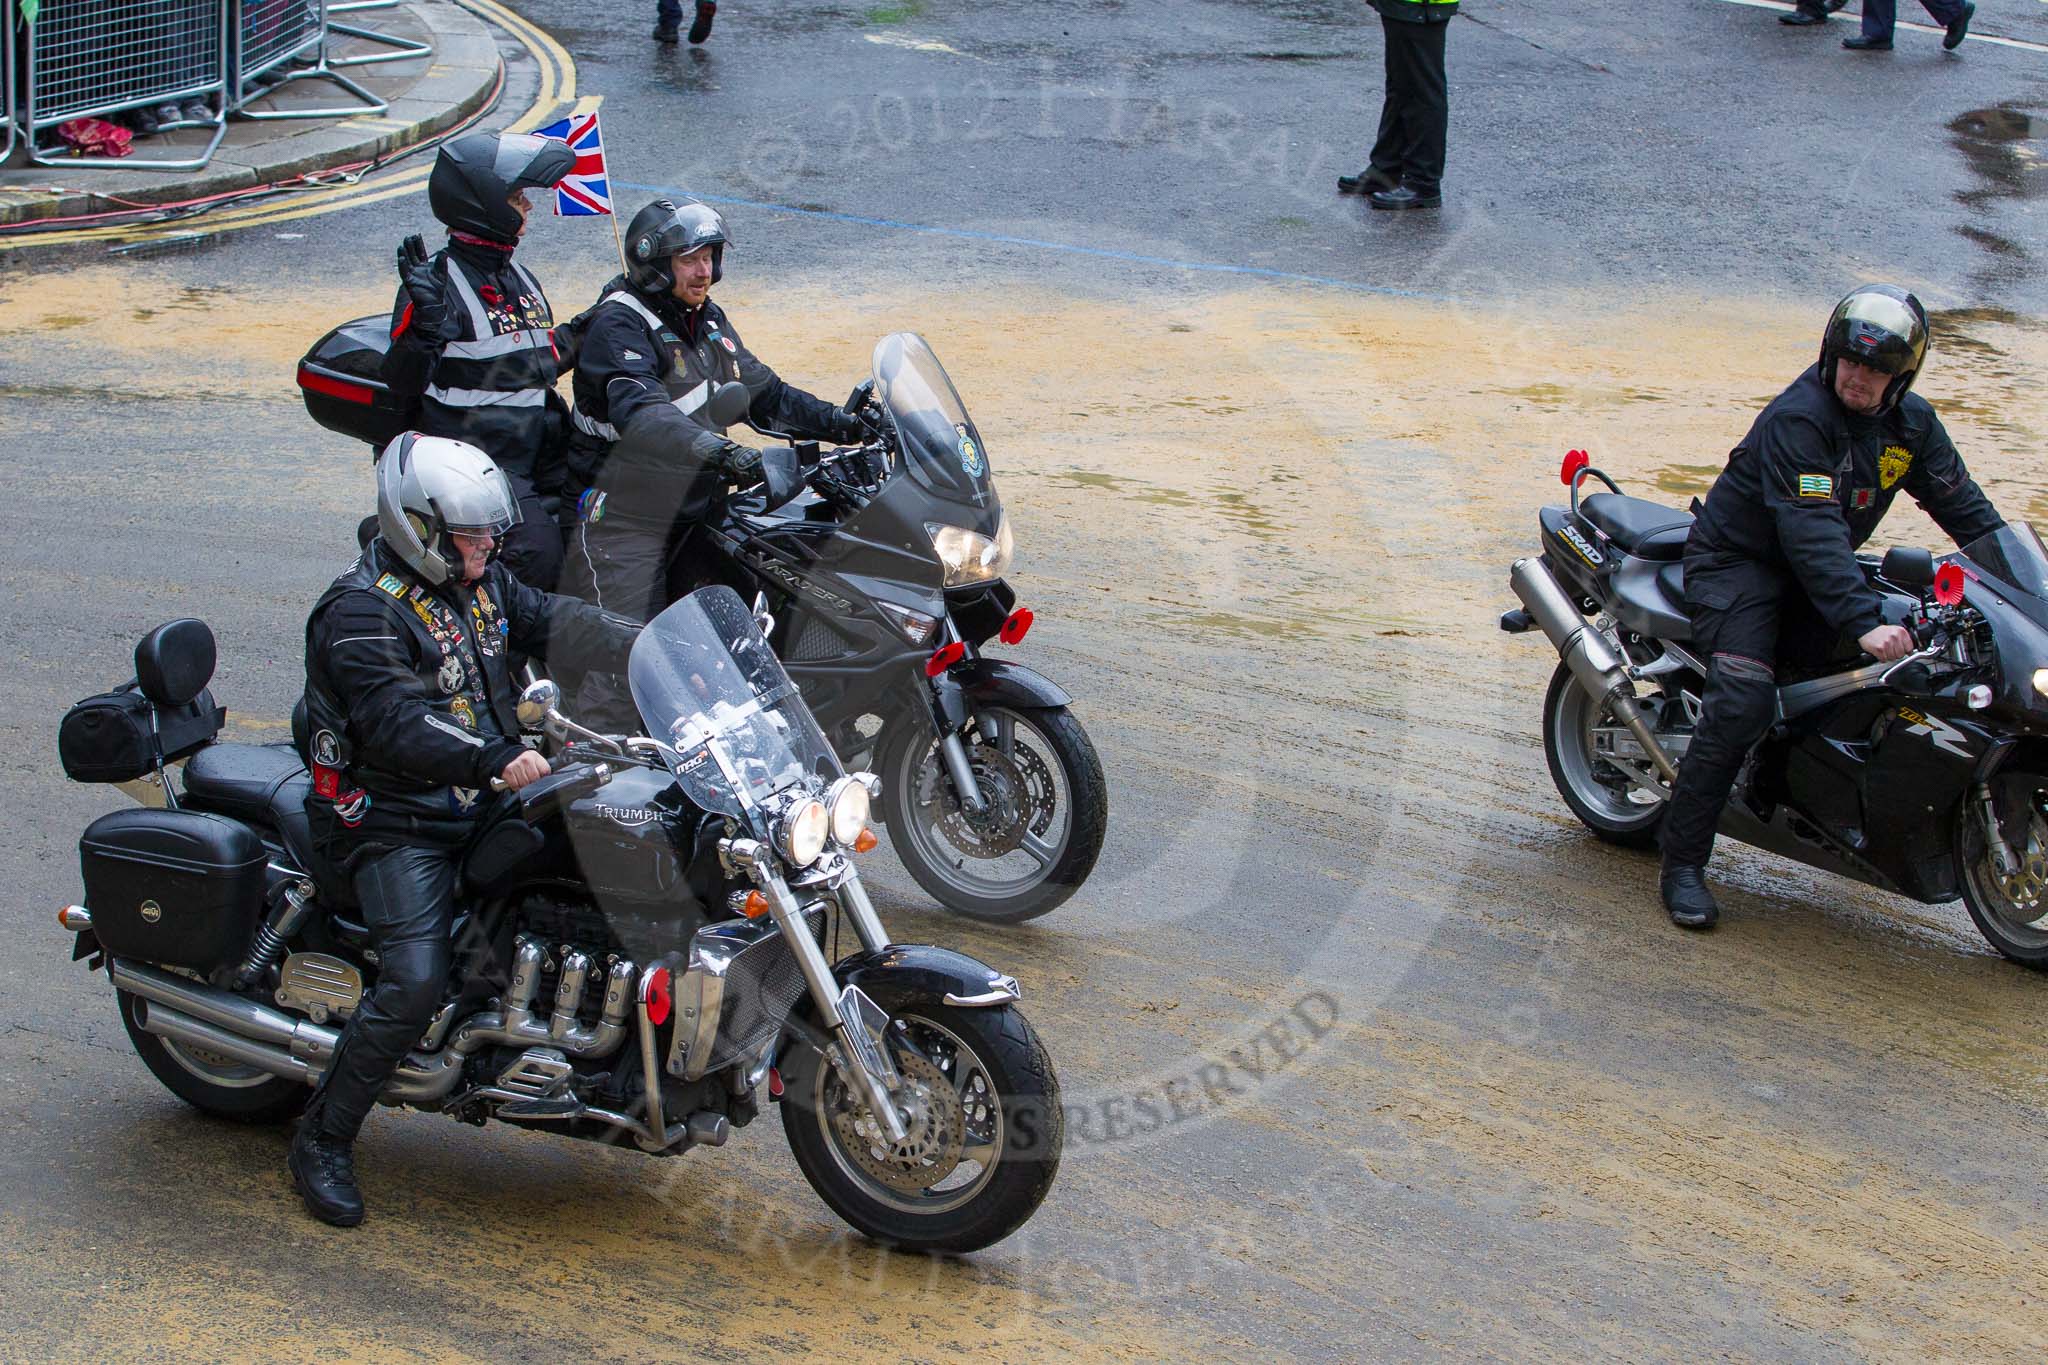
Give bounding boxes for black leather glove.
[827,406,871,445]
[396,235,458,343]
[715,440,763,482]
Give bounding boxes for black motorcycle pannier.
[58,683,224,783]
[298,313,411,449]
[79,809,267,971]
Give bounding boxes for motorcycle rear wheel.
[780,1002,1061,1254]
[879,704,1106,922]
[1955,767,2048,970]
[116,989,309,1123]
[1542,661,1667,849]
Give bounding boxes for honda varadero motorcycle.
[298,326,1106,923]
[55,586,1062,1251]
[1503,451,2048,969]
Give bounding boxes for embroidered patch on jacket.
[376,573,408,597]
[1852,488,1876,510]
[1797,474,1834,500]
[1879,444,1912,490]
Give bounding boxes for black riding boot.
[1660,863,1721,931]
[289,1094,366,1226]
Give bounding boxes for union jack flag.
[535,103,611,217]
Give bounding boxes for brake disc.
[829,1049,965,1194]
[923,740,1055,857]
[1993,813,2048,906]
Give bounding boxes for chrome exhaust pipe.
[110,958,338,1059]
[1510,556,1679,784]
[134,1000,315,1083]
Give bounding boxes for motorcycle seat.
[1580,493,1693,562]
[182,743,356,910]
[182,742,307,827]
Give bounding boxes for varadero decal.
[1897,706,1972,761]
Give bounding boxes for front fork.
[723,838,911,1144]
[926,667,989,816]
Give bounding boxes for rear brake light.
[297,363,376,405]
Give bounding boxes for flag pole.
[608,206,628,278]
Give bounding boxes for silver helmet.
[375,432,521,586]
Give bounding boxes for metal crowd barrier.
[24,0,231,168]
[3,9,17,165]
[324,0,431,69]
[232,0,385,120]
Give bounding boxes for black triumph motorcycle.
[1503,451,2048,968]
[56,587,1062,1251]
[299,326,1106,923]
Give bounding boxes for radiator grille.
[709,906,824,1072]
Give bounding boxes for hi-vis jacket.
[382,235,570,493]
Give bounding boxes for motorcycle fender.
[956,658,1071,711]
[833,945,1022,1010]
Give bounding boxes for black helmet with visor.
[625,198,730,292]
[1819,284,1929,416]
[428,132,577,244]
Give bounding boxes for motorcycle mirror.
[759,445,803,512]
[1881,546,1936,592]
[706,381,751,429]
[516,678,561,729]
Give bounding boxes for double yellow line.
[1,0,577,251]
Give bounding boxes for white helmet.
[375,432,521,586]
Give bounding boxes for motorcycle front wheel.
[1542,661,1669,849]
[780,1002,1062,1254]
[878,705,1107,922]
[1955,766,2048,970]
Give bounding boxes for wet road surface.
[5,1,2048,1359]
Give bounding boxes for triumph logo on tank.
[593,804,658,826]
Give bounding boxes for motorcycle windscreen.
[1957,522,2048,621]
[627,586,844,827]
[873,331,1000,517]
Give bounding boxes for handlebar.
[491,759,612,820]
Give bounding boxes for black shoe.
[1660,864,1721,931]
[1779,8,1826,25]
[1944,1,1973,50]
[688,0,717,43]
[288,1123,365,1227]
[652,22,679,43]
[1842,34,1892,50]
[1824,0,1847,10]
[1337,168,1398,196]
[1369,185,1441,210]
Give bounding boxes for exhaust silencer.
[1509,557,1678,784]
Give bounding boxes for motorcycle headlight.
[925,516,1013,587]
[776,796,830,868]
[2034,668,2048,700]
[826,775,872,846]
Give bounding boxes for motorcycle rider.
[559,197,867,718]
[290,434,639,1226]
[381,132,580,590]
[1660,285,2005,930]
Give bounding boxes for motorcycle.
[299,325,1107,923]
[1503,450,2048,969]
[55,586,1063,1251]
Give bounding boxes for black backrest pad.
[135,619,216,707]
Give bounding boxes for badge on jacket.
[1880,445,1912,490]
[438,654,465,695]
[1797,474,1834,500]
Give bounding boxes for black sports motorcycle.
[57,587,1062,1252]
[1503,451,2048,968]
[300,326,1106,923]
